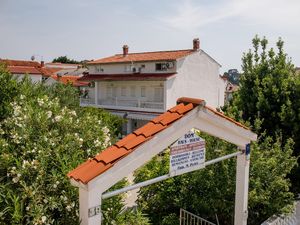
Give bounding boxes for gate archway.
[68,97,257,225]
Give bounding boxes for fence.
[180,209,216,225]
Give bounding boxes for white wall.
[13,74,43,83]
[88,61,177,74]
[166,51,224,109]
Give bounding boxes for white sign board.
[170,130,205,176]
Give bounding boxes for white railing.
[98,98,164,110]
[80,97,95,105]
[180,209,216,225]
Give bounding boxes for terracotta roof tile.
[88,49,196,64]
[133,122,166,137]
[67,96,250,185]
[168,103,194,114]
[159,112,182,126]
[123,135,149,150]
[68,159,112,184]
[177,97,205,106]
[114,134,137,148]
[95,146,129,164]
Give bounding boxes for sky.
[1,0,300,73]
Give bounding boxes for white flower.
[53,184,57,189]
[26,206,30,211]
[54,115,62,122]
[43,199,48,203]
[46,111,52,118]
[102,126,109,135]
[70,110,76,116]
[12,177,20,183]
[41,216,47,223]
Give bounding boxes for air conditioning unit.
[166,62,174,69]
[132,67,140,73]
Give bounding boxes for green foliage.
[52,56,79,64]
[112,208,151,225]
[135,133,297,225]
[0,68,124,224]
[0,63,19,120]
[224,36,300,191]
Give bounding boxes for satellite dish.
[31,55,35,61]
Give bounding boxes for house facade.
[0,59,51,82]
[79,39,225,133]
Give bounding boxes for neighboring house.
[44,62,82,75]
[0,59,52,82]
[224,81,239,103]
[45,75,89,88]
[79,38,225,133]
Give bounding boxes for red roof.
[0,59,52,77]
[51,75,89,87]
[0,59,41,67]
[8,66,42,75]
[88,49,196,64]
[68,97,249,184]
[78,73,176,81]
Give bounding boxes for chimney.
[123,45,129,57]
[41,60,45,67]
[193,38,200,51]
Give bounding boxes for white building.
[0,59,51,82]
[79,38,226,133]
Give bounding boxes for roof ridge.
[113,49,194,56]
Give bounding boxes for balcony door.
[154,87,163,102]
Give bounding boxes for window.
[130,86,136,97]
[112,87,117,97]
[141,86,146,97]
[154,87,163,102]
[96,66,104,73]
[124,65,132,72]
[121,87,126,96]
[107,87,112,98]
[155,63,167,71]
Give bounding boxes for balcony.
[80,97,164,113]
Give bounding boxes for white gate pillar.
[79,188,102,225]
[234,145,250,225]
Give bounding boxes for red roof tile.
[8,66,42,75]
[68,97,250,184]
[79,73,176,81]
[51,75,89,87]
[0,59,53,77]
[88,49,196,64]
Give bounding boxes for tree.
[0,72,125,224]
[52,56,79,64]
[224,36,300,192]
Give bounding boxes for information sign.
[169,130,205,176]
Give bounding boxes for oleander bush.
[0,65,125,224]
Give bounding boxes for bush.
[0,73,124,224]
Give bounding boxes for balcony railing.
[80,97,164,112]
[98,98,164,110]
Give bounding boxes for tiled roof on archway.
[68,97,249,185]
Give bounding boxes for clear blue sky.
[1,0,300,73]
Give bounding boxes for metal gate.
[180,208,216,225]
